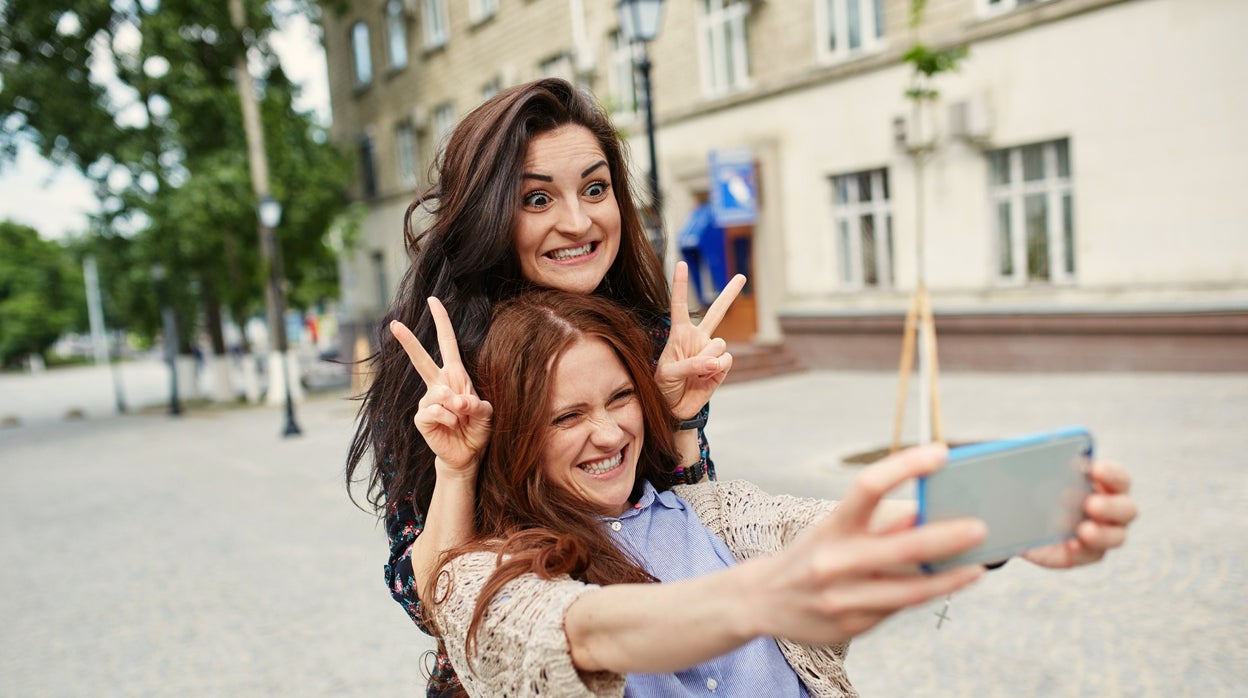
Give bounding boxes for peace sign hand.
[655,261,747,420]
[389,297,494,475]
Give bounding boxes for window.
[469,0,498,25]
[818,0,884,61]
[979,0,1044,16]
[432,102,456,148]
[384,0,408,70]
[480,77,502,103]
[698,0,751,95]
[421,0,449,49]
[831,169,893,288]
[608,29,640,120]
[988,139,1074,283]
[358,132,378,198]
[351,22,372,87]
[371,250,389,310]
[395,120,418,189]
[539,52,575,82]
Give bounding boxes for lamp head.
[258,195,283,228]
[616,0,664,44]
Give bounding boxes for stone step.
[722,341,806,385]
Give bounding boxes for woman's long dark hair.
[437,290,681,655]
[346,79,669,518]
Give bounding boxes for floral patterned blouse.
[381,316,717,697]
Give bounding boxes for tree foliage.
[0,0,351,351]
[902,0,969,102]
[0,221,84,367]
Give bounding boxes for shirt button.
[706,678,718,691]
[609,521,622,531]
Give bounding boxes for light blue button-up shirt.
[606,481,810,698]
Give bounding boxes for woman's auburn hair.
[346,78,670,519]
[438,290,681,657]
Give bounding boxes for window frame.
[830,168,894,290]
[480,76,502,103]
[384,0,408,71]
[977,0,1046,18]
[468,0,498,25]
[697,0,751,97]
[538,52,575,82]
[815,0,886,64]
[394,119,419,190]
[607,29,640,122]
[350,21,373,88]
[988,139,1075,285]
[421,0,450,50]
[357,130,379,199]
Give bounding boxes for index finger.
[828,443,949,533]
[1089,459,1131,494]
[670,261,691,327]
[390,319,441,386]
[427,297,464,370]
[697,274,747,336]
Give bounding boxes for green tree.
[1,0,350,354]
[0,221,84,368]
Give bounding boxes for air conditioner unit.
[891,114,935,153]
[948,96,992,143]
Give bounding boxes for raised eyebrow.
[522,172,553,183]
[581,160,607,178]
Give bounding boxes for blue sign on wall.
[709,148,757,226]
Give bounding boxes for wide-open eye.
[583,181,610,200]
[523,191,553,209]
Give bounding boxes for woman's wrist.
[677,414,707,430]
[433,456,480,483]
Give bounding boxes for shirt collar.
[614,479,685,521]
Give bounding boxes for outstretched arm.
[563,444,986,674]
[390,297,493,602]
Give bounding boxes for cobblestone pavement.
[1,369,1245,696]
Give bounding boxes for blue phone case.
[917,426,1094,572]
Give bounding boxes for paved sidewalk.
[1,369,1245,696]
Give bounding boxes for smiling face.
[513,124,622,294]
[539,337,643,518]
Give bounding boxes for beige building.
[323,0,1248,371]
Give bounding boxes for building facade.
[323,0,1248,371]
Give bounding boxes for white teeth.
[549,243,593,261]
[580,453,622,475]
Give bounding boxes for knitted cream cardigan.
[429,479,858,698]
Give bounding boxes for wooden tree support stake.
[891,284,945,452]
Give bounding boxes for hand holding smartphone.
[917,427,1094,572]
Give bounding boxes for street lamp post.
[616,0,666,257]
[259,195,302,438]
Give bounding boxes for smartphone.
[916,427,1094,572]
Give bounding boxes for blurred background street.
[2,365,1245,697]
